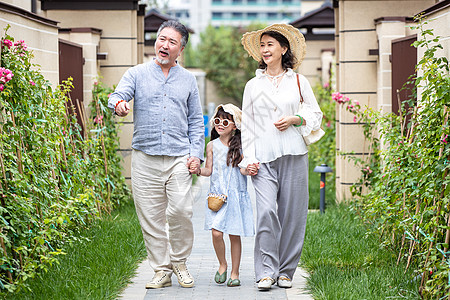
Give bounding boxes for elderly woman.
[239,24,323,290]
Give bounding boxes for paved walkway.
[120,176,313,300]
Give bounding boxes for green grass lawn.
[301,205,420,299]
[7,202,146,300]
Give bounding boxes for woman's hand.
[246,163,260,176]
[274,116,299,131]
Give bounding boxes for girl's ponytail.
[227,129,242,167]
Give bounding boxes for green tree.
[196,24,263,102]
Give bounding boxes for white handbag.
[296,74,325,146]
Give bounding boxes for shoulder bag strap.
[296,73,304,104]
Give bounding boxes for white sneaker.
[277,276,292,288]
[257,277,275,290]
[172,263,194,288]
[145,271,172,289]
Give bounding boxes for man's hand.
[115,101,131,117]
[187,157,201,174]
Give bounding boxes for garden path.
[120,176,313,300]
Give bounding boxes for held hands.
[246,162,260,176]
[274,116,301,131]
[187,157,201,175]
[115,101,131,117]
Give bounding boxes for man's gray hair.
[157,20,189,47]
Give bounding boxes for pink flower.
[94,81,98,85]
[14,40,27,51]
[363,166,372,174]
[30,80,35,86]
[443,134,448,144]
[348,104,355,112]
[323,82,329,88]
[107,93,111,97]
[0,68,13,83]
[2,39,12,49]
[353,116,357,123]
[0,84,3,91]
[332,92,343,103]
[353,100,360,106]
[344,97,350,103]
[94,115,103,124]
[326,120,331,127]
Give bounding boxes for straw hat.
[241,23,306,69]
[211,104,242,130]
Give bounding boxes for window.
[212,12,223,18]
[282,0,292,3]
[175,12,181,18]
[212,0,222,3]
[247,0,257,3]
[248,12,257,18]
[282,12,292,18]
[233,0,243,3]
[268,0,278,3]
[232,12,243,18]
[268,12,277,18]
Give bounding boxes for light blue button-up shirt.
[108,61,205,161]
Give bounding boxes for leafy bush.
[0,26,131,295]
[336,19,450,298]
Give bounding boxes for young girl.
[193,104,255,287]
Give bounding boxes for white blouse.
[239,68,323,168]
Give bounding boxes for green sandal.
[214,270,227,284]
[227,278,241,287]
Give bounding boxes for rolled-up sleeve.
[296,75,323,136]
[239,81,259,169]
[187,79,205,161]
[107,68,136,112]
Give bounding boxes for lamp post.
[313,164,333,214]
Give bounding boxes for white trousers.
[131,150,194,273]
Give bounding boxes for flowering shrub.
[335,20,450,298]
[0,26,130,294]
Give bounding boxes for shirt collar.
[255,68,295,78]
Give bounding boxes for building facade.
[333,0,447,201]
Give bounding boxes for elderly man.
[108,20,204,289]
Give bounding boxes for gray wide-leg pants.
[252,154,309,282]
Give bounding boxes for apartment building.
[166,0,325,44]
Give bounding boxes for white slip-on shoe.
[277,276,292,288]
[257,277,275,290]
[145,271,172,289]
[172,263,194,288]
